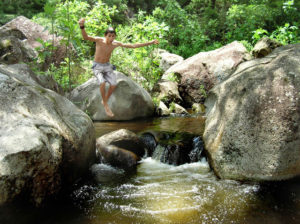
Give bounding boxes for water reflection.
[94,116,206,137]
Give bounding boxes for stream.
[1,116,300,224]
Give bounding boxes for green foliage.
[0,0,47,25]
[84,1,117,36]
[270,23,299,45]
[252,23,299,46]
[199,84,207,98]
[152,97,160,107]
[34,38,56,65]
[225,4,276,42]
[110,12,168,90]
[252,28,269,44]
[101,0,129,23]
[163,72,180,83]
[153,0,209,58]
[169,102,176,113]
[282,0,299,24]
[20,0,300,94]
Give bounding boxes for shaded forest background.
[0,0,299,91]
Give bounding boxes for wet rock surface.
[96,129,146,170]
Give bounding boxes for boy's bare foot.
[104,104,114,117]
[102,100,114,117]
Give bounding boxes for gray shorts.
[92,62,117,86]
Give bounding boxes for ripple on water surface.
[84,158,266,224]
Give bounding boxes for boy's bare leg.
[105,85,117,102]
[99,83,114,117]
[100,82,106,104]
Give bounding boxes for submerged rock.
[98,145,140,170]
[204,43,300,181]
[139,132,157,157]
[90,163,125,183]
[96,129,146,170]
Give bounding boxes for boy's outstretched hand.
[78,18,85,26]
[152,39,159,45]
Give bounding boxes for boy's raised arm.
[78,18,99,42]
[117,39,159,48]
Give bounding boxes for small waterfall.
[152,144,166,161]
[148,131,206,165]
[189,136,204,162]
[139,132,157,157]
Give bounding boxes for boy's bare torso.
[94,38,119,63]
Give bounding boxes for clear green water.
[1,116,300,224]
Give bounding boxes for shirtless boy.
[78,18,159,117]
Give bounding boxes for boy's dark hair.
[105,27,116,36]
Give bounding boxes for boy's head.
[104,27,116,43]
[105,27,116,36]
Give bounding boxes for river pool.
[1,116,300,224]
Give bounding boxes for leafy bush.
[163,72,180,83]
[101,0,129,23]
[111,11,168,90]
[270,23,299,45]
[252,28,269,44]
[153,0,209,58]
[225,4,276,42]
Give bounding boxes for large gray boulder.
[203,43,300,181]
[163,41,250,106]
[0,64,64,95]
[0,66,95,206]
[69,72,154,121]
